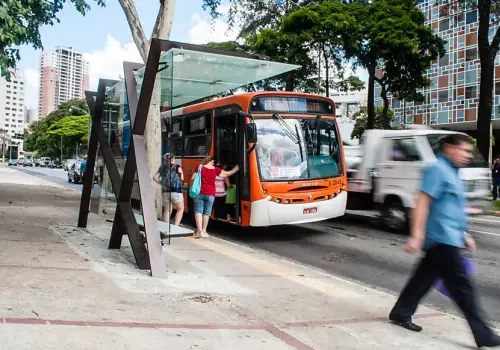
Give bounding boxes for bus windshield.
[425,134,489,168]
[255,117,343,181]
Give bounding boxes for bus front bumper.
[249,191,347,227]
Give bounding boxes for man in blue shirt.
[389,134,500,348]
[80,156,88,182]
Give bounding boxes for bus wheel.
[381,197,409,234]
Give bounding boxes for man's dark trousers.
[389,244,494,345]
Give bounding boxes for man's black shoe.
[478,334,500,348]
[389,316,423,332]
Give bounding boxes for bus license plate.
[303,207,318,214]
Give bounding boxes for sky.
[16,0,367,110]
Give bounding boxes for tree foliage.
[48,115,90,141]
[45,98,89,126]
[342,0,444,130]
[24,99,89,158]
[0,0,104,77]
[333,75,366,95]
[351,106,395,140]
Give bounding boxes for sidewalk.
[0,167,496,349]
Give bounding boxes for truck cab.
[346,127,491,232]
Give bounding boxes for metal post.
[78,80,115,228]
[403,99,406,129]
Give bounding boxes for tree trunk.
[323,48,329,97]
[378,82,391,129]
[285,73,295,91]
[477,0,497,163]
[119,0,176,220]
[366,65,376,130]
[477,54,494,162]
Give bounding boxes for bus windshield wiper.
[294,123,304,162]
[272,113,299,144]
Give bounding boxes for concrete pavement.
[1,167,499,349]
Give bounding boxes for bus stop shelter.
[77,38,300,277]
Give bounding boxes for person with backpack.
[153,153,184,225]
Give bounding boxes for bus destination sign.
[250,96,335,115]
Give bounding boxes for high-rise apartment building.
[374,4,500,131]
[0,70,26,154]
[39,47,89,117]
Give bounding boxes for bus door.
[213,105,240,221]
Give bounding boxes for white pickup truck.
[345,127,491,232]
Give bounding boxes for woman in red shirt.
[192,155,239,238]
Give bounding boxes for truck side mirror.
[246,123,257,144]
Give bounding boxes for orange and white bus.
[160,91,348,227]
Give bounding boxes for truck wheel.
[381,197,409,234]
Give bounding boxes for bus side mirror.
[246,123,257,144]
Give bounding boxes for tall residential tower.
[0,70,26,155]
[39,47,89,117]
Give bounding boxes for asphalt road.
[14,165,500,324]
[13,165,82,192]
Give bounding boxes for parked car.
[64,159,77,171]
[23,160,33,167]
[34,159,41,167]
[40,157,51,167]
[68,161,98,184]
[8,159,18,166]
[50,160,63,169]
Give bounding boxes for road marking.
[470,229,500,237]
[470,217,500,223]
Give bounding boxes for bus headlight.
[275,199,281,204]
[284,200,290,204]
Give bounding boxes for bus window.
[164,117,183,156]
[184,112,212,156]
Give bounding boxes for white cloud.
[83,35,143,90]
[188,5,240,45]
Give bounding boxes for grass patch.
[493,200,500,212]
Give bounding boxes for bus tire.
[380,196,409,234]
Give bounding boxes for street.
[14,165,500,325]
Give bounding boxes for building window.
[465,86,477,99]
[466,48,477,61]
[438,90,449,102]
[466,11,478,24]
[439,19,449,31]
[439,53,450,66]
[466,70,478,84]
[495,81,500,95]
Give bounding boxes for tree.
[48,115,90,159]
[343,0,444,130]
[45,98,89,126]
[48,115,90,141]
[333,75,365,95]
[280,1,351,96]
[24,99,90,158]
[246,29,318,91]
[0,0,104,77]
[350,106,395,139]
